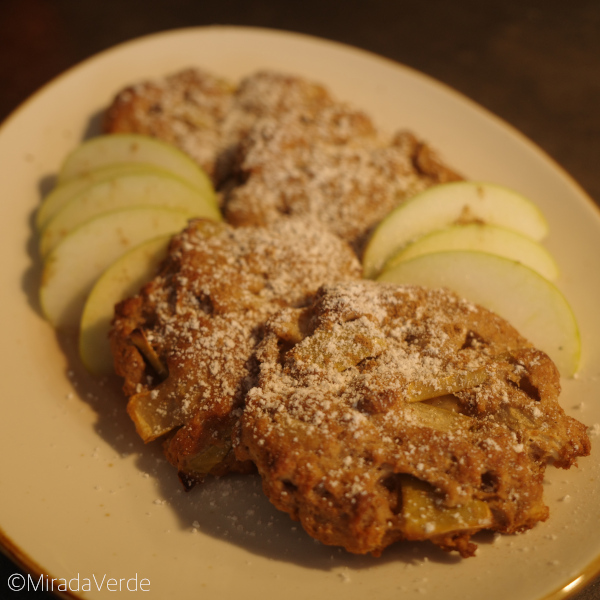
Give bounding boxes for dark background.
[1,1,599,598]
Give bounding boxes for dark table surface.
[1,1,599,599]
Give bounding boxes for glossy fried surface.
[109,218,361,487]
[238,281,590,557]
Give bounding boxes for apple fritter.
[103,69,334,186]
[109,218,361,488]
[224,106,461,254]
[104,67,461,252]
[237,281,590,557]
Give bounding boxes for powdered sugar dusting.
[110,217,361,482]
[105,68,461,253]
[239,281,591,556]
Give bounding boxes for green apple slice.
[36,164,174,231]
[386,223,559,281]
[79,235,171,375]
[39,170,221,257]
[40,206,192,329]
[377,250,580,377]
[363,181,549,278]
[58,134,215,202]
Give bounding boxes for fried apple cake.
[104,68,461,252]
[223,97,461,254]
[237,281,590,557]
[104,68,235,183]
[103,69,335,186]
[109,218,361,488]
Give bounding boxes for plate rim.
[1,24,599,600]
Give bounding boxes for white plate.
[1,26,599,600]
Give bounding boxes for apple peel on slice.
[363,181,549,279]
[58,134,215,203]
[79,235,171,375]
[377,250,580,377]
[386,223,559,281]
[36,164,183,231]
[39,170,221,257]
[40,206,193,329]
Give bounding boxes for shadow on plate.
[20,110,104,319]
[20,175,56,319]
[50,330,467,572]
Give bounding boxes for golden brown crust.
[104,68,235,181]
[238,281,590,557]
[104,68,461,251]
[222,85,462,254]
[110,218,361,485]
[103,69,336,186]
[393,130,463,184]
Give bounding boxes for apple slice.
[36,164,172,231]
[377,250,580,377]
[39,170,221,257]
[79,235,171,375]
[40,206,192,329]
[362,181,549,278]
[386,223,559,281]
[58,134,215,202]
